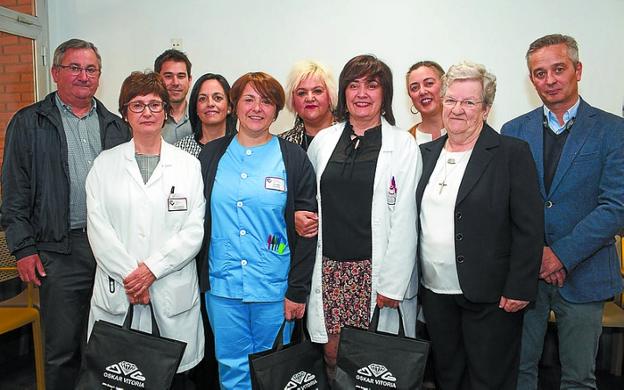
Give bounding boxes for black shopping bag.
[334,306,430,390]
[249,319,330,390]
[76,303,186,390]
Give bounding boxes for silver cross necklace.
[438,148,469,194]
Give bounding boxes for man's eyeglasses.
[125,101,166,114]
[56,64,101,78]
[442,97,483,109]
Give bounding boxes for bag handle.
[122,303,161,337]
[368,304,406,337]
[271,318,305,351]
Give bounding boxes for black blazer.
[416,124,544,303]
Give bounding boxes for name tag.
[168,197,188,211]
[387,176,397,205]
[265,177,286,192]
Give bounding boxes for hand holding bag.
[334,306,430,390]
[76,303,186,390]
[249,318,330,390]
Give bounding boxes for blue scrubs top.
[209,136,291,302]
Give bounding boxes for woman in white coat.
[85,71,206,389]
[306,54,422,380]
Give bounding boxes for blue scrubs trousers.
[205,292,293,390]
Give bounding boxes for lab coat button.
[241,259,247,266]
[236,201,243,208]
[240,229,246,236]
[246,150,252,156]
[241,172,248,179]
[545,201,553,208]
[457,255,465,263]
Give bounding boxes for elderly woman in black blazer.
[416,61,543,390]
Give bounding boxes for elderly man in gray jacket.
[1,38,130,390]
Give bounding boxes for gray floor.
[0,325,623,389]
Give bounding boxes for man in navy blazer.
[501,34,624,389]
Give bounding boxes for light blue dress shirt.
[543,98,580,134]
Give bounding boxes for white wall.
[47,0,624,132]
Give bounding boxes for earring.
[410,105,419,115]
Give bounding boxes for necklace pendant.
[438,181,447,194]
[447,158,456,164]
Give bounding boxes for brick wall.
[0,0,35,16]
[0,32,35,169]
[0,0,36,168]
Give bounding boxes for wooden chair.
[620,234,624,281]
[0,233,45,390]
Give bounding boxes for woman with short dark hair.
[86,71,206,389]
[306,55,421,380]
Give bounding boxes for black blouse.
[320,122,382,261]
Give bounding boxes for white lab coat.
[85,139,206,372]
[306,119,422,343]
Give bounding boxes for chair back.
[0,232,46,390]
[0,232,35,308]
[619,235,623,276]
[619,235,624,307]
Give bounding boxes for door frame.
[0,0,50,100]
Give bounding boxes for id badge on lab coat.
[168,185,188,211]
[168,197,187,211]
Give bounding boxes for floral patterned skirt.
[322,256,372,335]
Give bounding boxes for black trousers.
[38,230,96,390]
[171,372,196,390]
[421,288,524,390]
[188,297,220,388]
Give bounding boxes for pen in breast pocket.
[267,234,273,250]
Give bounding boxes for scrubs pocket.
[259,247,290,284]
[209,238,235,278]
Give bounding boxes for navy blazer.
[501,99,624,303]
[416,124,544,303]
